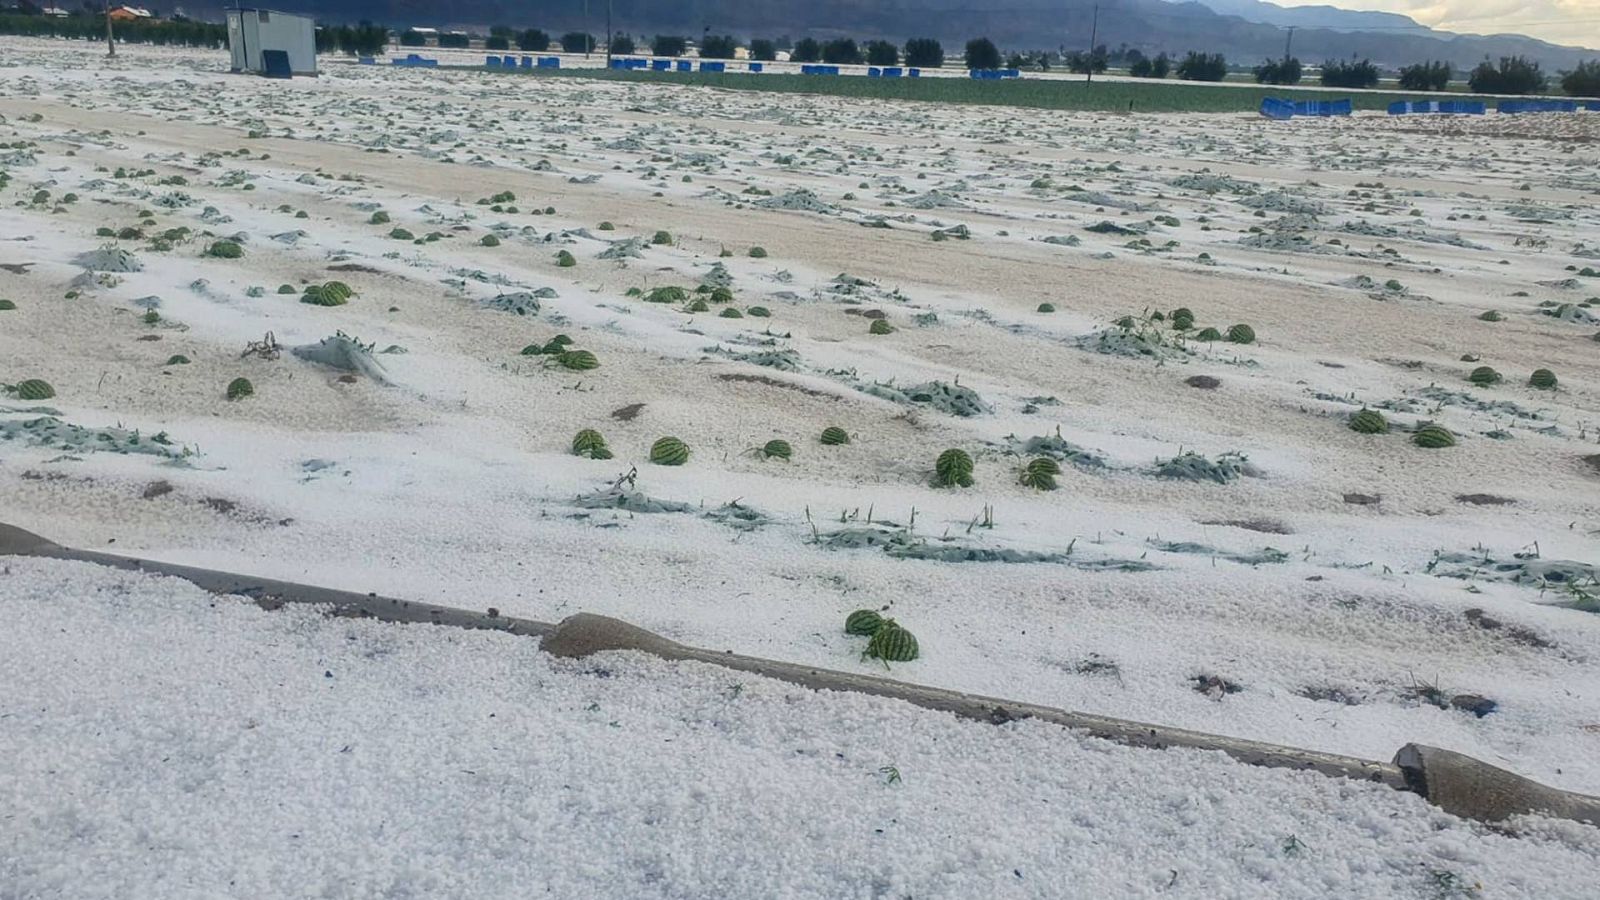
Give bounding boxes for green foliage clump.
[598,221,615,231]
[1170,307,1195,330]
[0,299,16,311]
[226,377,253,401]
[1348,409,1388,434]
[1529,368,1558,390]
[867,622,919,663]
[868,319,894,335]
[759,439,793,461]
[709,287,734,304]
[746,306,771,318]
[1225,324,1255,344]
[934,448,975,488]
[719,307,744,319]
[645,286,688,304]
[478,190,516,205]
[556,250,576,267]
[277,284,297,294]
[14,379,55,400]
[389,227,414,241]
[555,349,599,371]
[571,428,613,459]
[369,211,390,225]
[205,240,243,259]
[748,246,768,258]
[651,230,673,246]
[820,426,850,446]
[1478,310,1503,322]
[165,354,190,366]
[650,436,690,466]
[1468,366,1502,387]
[686,299,710,313]
[1468,56,1546,94]
[1412,424,1455,449]
[845,609,885,636]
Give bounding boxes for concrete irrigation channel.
[4,520,1597,829]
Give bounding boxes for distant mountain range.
[233,0,1598,70]
[1185,0,1424,33]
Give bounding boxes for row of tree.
[1246,53,1600,96]
[314,23,387,58]
[0,13,226,46]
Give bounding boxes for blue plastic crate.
[1259,97,1295,119]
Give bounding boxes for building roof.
[110,6,153,17]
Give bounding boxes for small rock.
[1449,694,1497,718]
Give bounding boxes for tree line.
[1245,53,1600,96]
[0,12,226,47]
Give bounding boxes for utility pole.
[103,0,115,57]
[606,0,613,66]
[1283,26,1295,62]
[1085,4,1099,84]
[584,0,591,58]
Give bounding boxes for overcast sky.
[1274,1,1600,48]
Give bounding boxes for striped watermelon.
[1348,409,1388,434]
[934,448,974,488]
[844,609,884,636]
[868,623,919,663]
[15,379,54,401]
[650,437,689,466]
[572,429,611,459]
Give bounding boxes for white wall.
[227,9,317,77]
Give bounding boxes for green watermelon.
[15,379,55,401]
[934,448,974,488]
[844,609,884,636]
[572,429,611,459]
[1468,366,1502,387]
[868,623,919,662]
[1348,409,1388,434]
[1412,424,1455,449]
[556,350,599,371]
[650,437,689,466]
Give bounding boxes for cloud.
[1275,0,1600,48]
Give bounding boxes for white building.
[225,8,317,78]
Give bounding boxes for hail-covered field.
[2,39,1599,896]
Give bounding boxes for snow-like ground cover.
[4,556,1599,898]
[1,38,1598,893]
